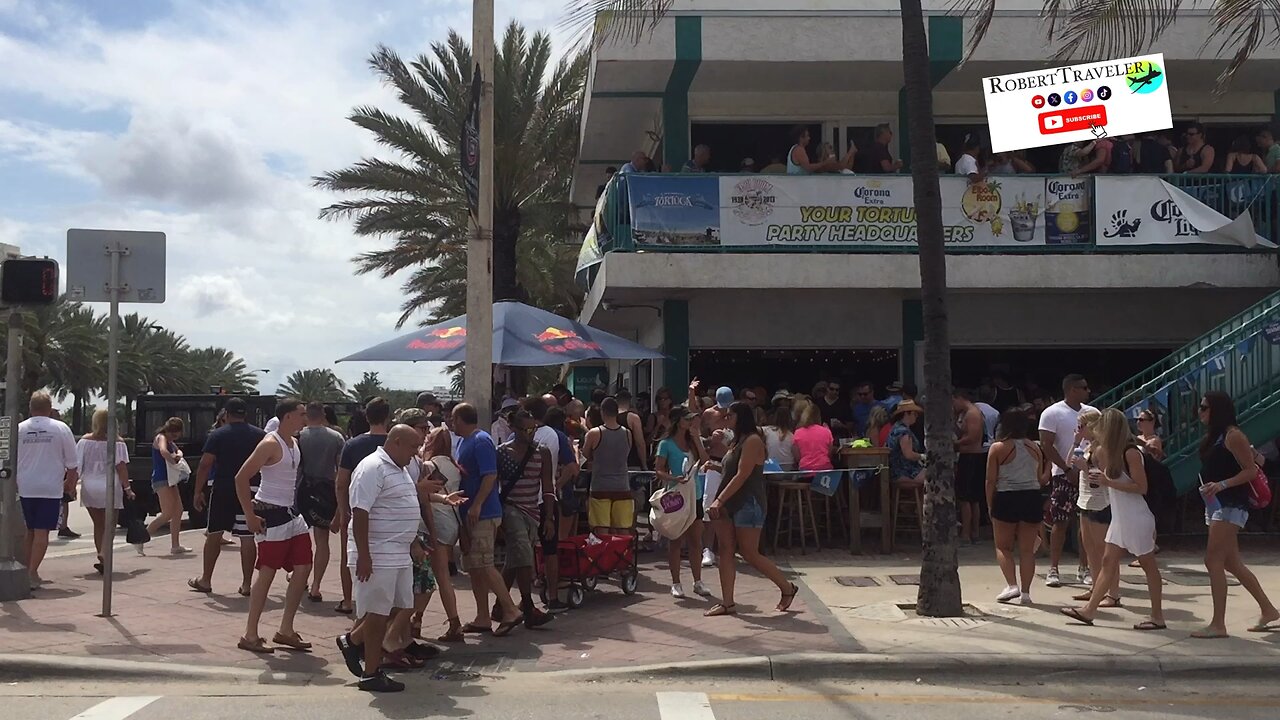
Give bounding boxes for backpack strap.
[499,444,538,504]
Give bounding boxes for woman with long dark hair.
[146,417,189,555]
[1194,391,1279,638]
[656,406,710,599]
[763,404,798,471]
[647,387,675,455]
[705,402,798,617]
[985,410,1047,604]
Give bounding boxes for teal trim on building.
[901,298,923,387]
[663,299,690,394]
[663,16,703,170]
[899,16,963,170]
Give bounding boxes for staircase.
[1092,289,1280,495]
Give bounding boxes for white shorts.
[351,565,413,617]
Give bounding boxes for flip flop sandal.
[1099,595,1123,608]
[777,583,800,612]
[238,587,251,597]
[272,632,313,651]
[1060,607,1094,626]
[1133,620,1167,631]
[1072,590,1094,601]
[238,637,274,654]
[307,592,323,603]
[1247,621,1280,633]
[493,616,524,637]
[705,603,737,617]
[404,641,440,660]
[334,603,354,615]
[438,623,466,643]
[380,651,426,670]
[188,578,213,593]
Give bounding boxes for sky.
[0,0,571,395]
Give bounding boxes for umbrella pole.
[466,0,495,426]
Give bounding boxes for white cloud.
[0,0,580,395]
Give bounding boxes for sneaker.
[702,550,717,568]
[336,633,365,678]
[58,527,81,539]
[1079,567,1093,586]
[171,545,192,555]
[693,581,713,597]
[996,585,1021,603]
[1017,593,1033,606]
[671,583,686,599]
[358,671,405,693]
[523,607,553,629]
[1045,568,1062,588]
[133,544,146,557]
[546,600,571,614]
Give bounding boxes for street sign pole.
[99,242,125,617]
[0,308,28,601]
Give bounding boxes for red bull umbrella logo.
[408,326,467,351]
[533,326,600,353]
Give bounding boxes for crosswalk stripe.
[69,696,161,720]
[656,692,716,720]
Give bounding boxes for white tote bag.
[650,467,696,540]
[166,458,191,487]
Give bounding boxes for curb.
[544,652,1280,682]
[0,654,321,686]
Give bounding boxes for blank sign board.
[66,229,166,304]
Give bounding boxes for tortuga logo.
[534,327,602,353]
[408,326,467,350]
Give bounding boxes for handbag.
[649,466,696,540]
[165,457,190,487]
[1249,464,1272,510]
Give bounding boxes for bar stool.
[773,482,822,554]
[892,482,924,540]
[811,471,848,543]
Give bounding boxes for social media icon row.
[1032,86,1111,108]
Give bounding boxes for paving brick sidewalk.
[0,529,836,678]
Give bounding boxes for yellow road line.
[709,693,1279,707]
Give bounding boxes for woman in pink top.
[793,403,835,472]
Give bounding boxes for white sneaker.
[693,581,712,597]
[1079,567,1093,586]
[171,545,192,555]
[996,585,1021,603]
[1017,593,1033,606]
[701,550,717,568]
[671,583,686,599]
[1045,568,1062,588]
[134,543,147,557]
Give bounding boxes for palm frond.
[1043,0,1181,65]
[561,0,676,49]
[1203,0,1280,93]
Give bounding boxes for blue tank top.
[151,437,174,483]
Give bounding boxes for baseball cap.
[416,391,439,408]
[715,386,734,410]
[887,381,904,393]
[396,408,429,427]
[223,397,248,417]
[500,397,520,410]
[771,390,793,404]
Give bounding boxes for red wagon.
[537,533,639,608]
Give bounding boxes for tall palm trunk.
[901,0,961,617]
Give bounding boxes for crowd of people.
[12,373,1278,691]
[608,123,1280,183]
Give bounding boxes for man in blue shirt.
[454,403,523,636]
[851,382,878,438]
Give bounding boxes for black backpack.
[1110,140,1133,173]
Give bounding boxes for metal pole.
[465,0,495,428]
[100,244,121,617]
[0,309,27,600]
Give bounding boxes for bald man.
[337,424,424,693]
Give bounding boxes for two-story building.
[572,0,1280,401]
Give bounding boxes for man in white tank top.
[234,399,312,654]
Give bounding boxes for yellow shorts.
[588,497,635,531]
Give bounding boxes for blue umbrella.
[337,301,667,367]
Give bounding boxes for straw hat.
[892,399,923,419]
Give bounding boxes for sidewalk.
[3,528,1279,682]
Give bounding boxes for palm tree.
[315,22,590,328]
[0,297,107,433]
[186,347,259,394]
[279,369,349,402]
[350,371,386,402]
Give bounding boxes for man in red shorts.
[235,398,312,654]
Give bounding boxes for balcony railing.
[579,172,1279,267]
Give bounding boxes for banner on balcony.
[712,175,1090,247]
[1094,176,1276,248]
[626,174,721,246]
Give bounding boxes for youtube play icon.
[1038,105,1108,135]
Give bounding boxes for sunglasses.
[1199,404,1210,411]
[1138,416,1154,422]
[828,386,841,392]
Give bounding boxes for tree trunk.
[901,0,961,617]
[72,391,85,435]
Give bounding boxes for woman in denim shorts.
[1195,391,1279,638]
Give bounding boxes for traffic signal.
[1,258,58,305]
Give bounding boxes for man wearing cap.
[416,392,443,425]
[880,382,905,416]
[191,396,265,595]
[689,381,733,567]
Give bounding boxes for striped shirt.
[500,443,545,520]
[347,447,420,569]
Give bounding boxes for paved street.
[3,675,1280,720]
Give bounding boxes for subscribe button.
[1038,105,1108,135]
